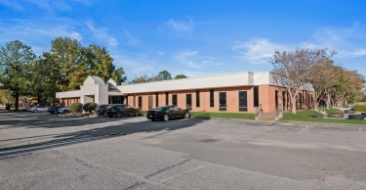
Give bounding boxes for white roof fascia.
[118,71,254,94]
[56,90,81,98]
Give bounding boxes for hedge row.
[69,102,98,113]
[353,104,366,112]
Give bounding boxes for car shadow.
[0,117,210,159]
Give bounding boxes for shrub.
[69,103,83,113]
[83,102,98,113]
[353,104,366,112]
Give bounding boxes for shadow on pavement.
[0,117,210,159]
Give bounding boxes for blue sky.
[1,0,366,80]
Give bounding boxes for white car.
[29,105,48,113]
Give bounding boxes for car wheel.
[164,114,169,122]
[34,109,38,113]
[135,111,139,117]
[103,112,107,117]
[184,112,190,119]
[117,113,122,118]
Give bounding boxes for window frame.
[210,89,214,107]
[186,94,192,110]
[138,96,142,109]
[238,91,248,112]
[219,92,226,111]
[172,94,177,106]
[196,90,200,107]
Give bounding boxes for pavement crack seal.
[160,165,206,183]
[145,159,191,178]
[59,151,181,190]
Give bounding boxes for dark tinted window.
[239,91,248,111]
[186,94,192,110]
[153,106,169,111]
[155,93,158,107]
[172,94,177,106]
[219,92,226,111]
[253,86,259,107]
[210,89,214,107]
[196,90,200,107]
[138,96,142,109]
[165,92,169,105]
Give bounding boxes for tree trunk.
[291,98,297,114]
[15,91,19,111]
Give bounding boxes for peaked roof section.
[90,76,105,85]
[108,84,121,92]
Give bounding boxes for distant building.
[55,71,315,113]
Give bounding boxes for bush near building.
[83,102,98,113]
[69,103,83,113]
[353,104,366,112]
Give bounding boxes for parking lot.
[1,112,366,189]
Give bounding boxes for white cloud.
[174,50,220,69]
[111,54,157,77]
[0,0,24,10]
[232,38,289,64]
[25,0,71,11]
[157,51,165,57]
[123,29,140,45]
[165,18,194,31]
[86,21,118,47]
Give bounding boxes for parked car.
[48,106,63,114]
[57,106,69,114]
[96,104,110,117]
[29,105,49,113]
[146,105,190,121]
[106,104,123,118]
[120,104,141,116]
[105,104,141,118]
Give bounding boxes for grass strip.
[282,110,366,124]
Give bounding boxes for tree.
[307,52,337,109]
[332,69,365,105]
[47,37,126,90]
[0,89,14,110]
[174,74,188,79]
[158,70,172,80]
[0,40,36,111]
[271,48,335,114]
[131,74,160,83]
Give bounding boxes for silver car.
[29,105,48,113]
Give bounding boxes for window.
[210,89,214,107]
[239,91,248,112]
[155,93,158,107]
[253,86,259,107]
[186,94,192,110]
[196,90,200,107]
[172,94,177,106]
[148,95,153,110]
[133,95,136,107]
[138,96,142,109]
[165,92,169,105]
[219,92,226,111]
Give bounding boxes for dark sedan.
[120,104,141,116]
[96,104,110,117]
[146,105,190,121]
[48,106,62,114]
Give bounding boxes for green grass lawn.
[325,107,341,114]
[282,109,366,124]
[190,112,255,120]
[140,110,255,120]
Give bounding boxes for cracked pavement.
[1,112,366,189]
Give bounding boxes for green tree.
[0,89,15,110]
[25,53,61,104]
[47,37,126,90]
[0,40,36,111]
[174,74,188,79]
[158,70,172,80]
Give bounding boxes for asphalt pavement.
[1,111,366,189]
